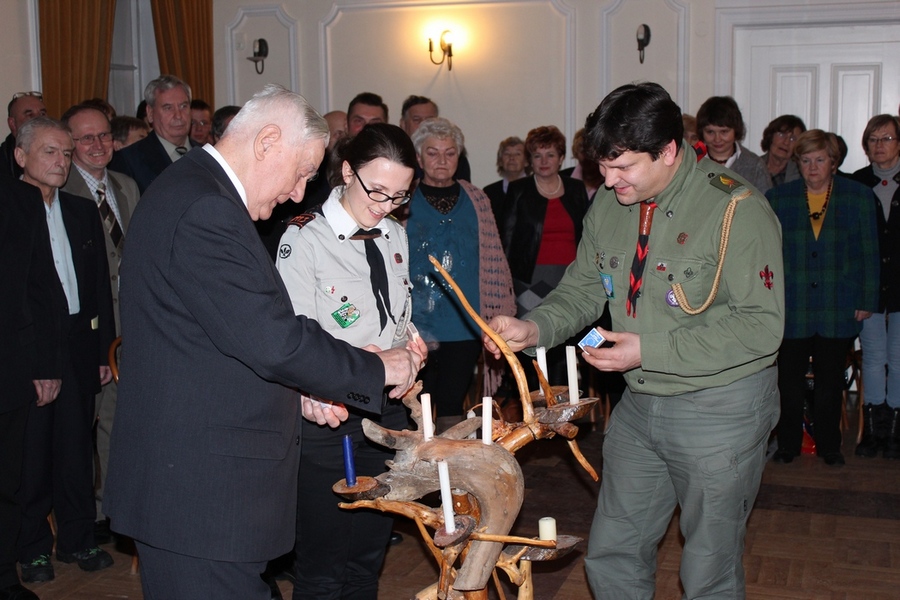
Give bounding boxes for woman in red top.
[502,125,590,386]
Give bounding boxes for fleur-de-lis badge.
[759,265,774,290]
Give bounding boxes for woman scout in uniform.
[276,123,418,599]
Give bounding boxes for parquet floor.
[26,396,900,599]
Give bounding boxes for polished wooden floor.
[26,396,900,599]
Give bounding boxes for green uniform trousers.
[586,366,779,599]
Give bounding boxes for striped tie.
[96,183,124,250]
[625,200,657,318]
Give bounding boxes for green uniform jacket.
[526,146,785,396]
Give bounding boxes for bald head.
[324,110,347,151]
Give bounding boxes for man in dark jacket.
[14,117,116,583]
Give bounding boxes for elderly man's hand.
[371,335,428,399]
[301,395,349,428]
[581,327,641,372]
[33,379,62,407]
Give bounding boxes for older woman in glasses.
[760,114,806,187]
[767,129,879,467]
[852,114,900,459]
[276,123,425,599]
[406,117,515,432]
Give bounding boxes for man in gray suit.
[104,85,426,599]
[61,103,139,543]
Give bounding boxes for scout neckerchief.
[351,228,395,333]
[626,200,658,317]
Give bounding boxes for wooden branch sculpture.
[336,255,600,597]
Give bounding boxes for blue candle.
[342,434,357,487]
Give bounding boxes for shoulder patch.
[288,213,316,229]
[709,173,740,193]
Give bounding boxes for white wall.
[6,1,896,185]
[0,1,41,119]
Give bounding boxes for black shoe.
[772,450,794,464]
[856,404,882,457]
[0,583,40,600]
[56,546,113,572]
[388,531,404,546]
[824,452,845,467]
[94,518,112,544]
[19,554,53,583]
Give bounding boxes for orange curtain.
[150,0,214,105]
[38,0,117,119]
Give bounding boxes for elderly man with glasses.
[60,103,140,546]
[0,92,47,178]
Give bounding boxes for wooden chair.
[842,348,865,444]
[107,337,138,574]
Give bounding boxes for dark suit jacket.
[56,190,116,396]
[502,176,589,283]
[852,165,900,313]
[0,175,63,412]
[62,168,139,331]
[109,131,199,195]
[104,147,388,562]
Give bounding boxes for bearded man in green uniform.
[485,82,784,598]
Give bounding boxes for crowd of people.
[1,72,898,600]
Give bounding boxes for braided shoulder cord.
[671,188,753,315]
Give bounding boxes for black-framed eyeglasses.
[353,171,411,205]
[73,132,113,146]
[12,91,42,102]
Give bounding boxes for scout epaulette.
[287,213,316,229]
[709,173,742,194]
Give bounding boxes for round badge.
[665,289,679,307]
[278,244,291,259]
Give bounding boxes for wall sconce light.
[247,38,268,74]
[636,25,650,64]
[428,30,453,71]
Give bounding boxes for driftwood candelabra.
[332,256,600,599]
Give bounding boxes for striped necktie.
[626,199,658,318]
[96,183,124,250]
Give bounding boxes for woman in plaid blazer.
[767,129,880,466]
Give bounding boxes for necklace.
[806,179,833,221]
[709,155,729,165]
[535,174,563,197]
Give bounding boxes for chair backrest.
[108,337,122,383]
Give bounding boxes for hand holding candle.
[437,461,456,533]
[482,396,493,445]
[421,393,434,441]
[342,434,357,487]
[566,346,579,404]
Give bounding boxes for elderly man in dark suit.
[61,103,140,543]
[109,75,199,194]
[104,84,427,599]
[14,118,116,583]
[0,174,64,600]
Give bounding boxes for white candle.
[536,346,548,395]
[566,346,579,404]
[482,396,493,445]
[421,393,434,441]
[437,461,456,533]
[466,409,477,440]
[538,516,557,541]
